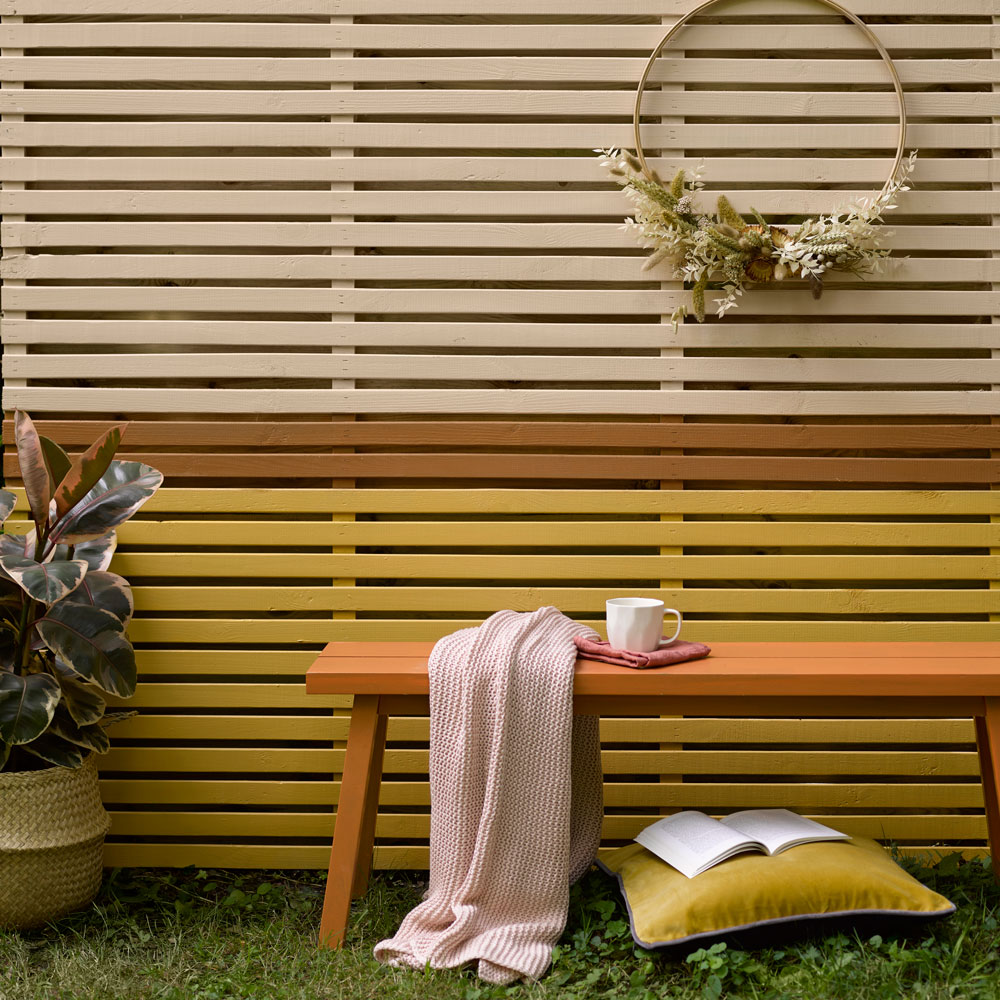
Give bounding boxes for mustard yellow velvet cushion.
[598,837,954,949]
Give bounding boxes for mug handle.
[661,608,683,645]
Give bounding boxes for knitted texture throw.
[373,607,604,983]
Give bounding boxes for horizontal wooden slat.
[94,779,984,810]
[126,587,1000,615]
[7,388,998,415]
[119,620,1000,642]
[22,519,994,548]
[5,255,1000,285]
[0,23,986,51]
[5,320,999,349]
[99,746,979,775]
[4,223,992,252]
[13,507,1000,542]
[133,650,318,676]
[9,453,996,483]
[8,419,999,451]
[3,56,997,85]
[107,682,994,716]
[97,844,986,870]
[0,122,986,148]
[3,189,995,218]
[110,715,977,744]
[103,812,989,841]
[9,351,998,384]
[106,552,999,579]
[11,487,999,515]
[113,683,340,711]
[1,89,990,119]
[122,620,1000,645]
[92,776,983,809]
[0,156,993,184]
[6,289,999,320]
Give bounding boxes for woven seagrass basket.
[0,755,111,930]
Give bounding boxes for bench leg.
[319,694,387,948]
[351,707,388,900]
[975,699,1000,883]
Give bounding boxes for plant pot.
[0,755,110,930]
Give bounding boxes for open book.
[634,809,850,879]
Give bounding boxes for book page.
[720,809,849,855]
[634,811,762,878]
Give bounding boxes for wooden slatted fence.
[1,0,997,866]
[6,479,998,866]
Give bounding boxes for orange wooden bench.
[307,639,1000,948]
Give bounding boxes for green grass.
[0,853,998,1000]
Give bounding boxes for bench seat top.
[306,641,1000,699]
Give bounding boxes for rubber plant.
[0,411,163,772]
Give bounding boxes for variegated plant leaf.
[53,423,124,521]
[0,490,15,525]
[47,542,71,563]
[14,411,51,530]
[51,461,163,544]
[0,670,60,745]
[0,555,88,605]
[70,531,117,573]
[0,528,35,560]
[52,658,107,726]
[60,569,133,625]
[48,704,110,755]
[35,602,136,698]
[39,435,72,494]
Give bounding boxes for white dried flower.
[596,146,918,323]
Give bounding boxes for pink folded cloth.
[572,634,711,669]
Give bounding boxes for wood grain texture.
[6,388,998,415]
[4,320,1000,349]
[0,122,987,149]
[2,90,991,119]
[6,426,998,483]
[5,255,1000,282]
[80,455,1000,482]
[10,486,1000,516]
[0,23,987,50]
[2,57,997,85]
[4,419,998,450]
[1,156,996,182]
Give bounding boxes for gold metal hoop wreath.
[597,0,916,324]
[631,0,908,196]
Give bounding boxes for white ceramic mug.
[606,598,682,652]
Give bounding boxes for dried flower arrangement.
[604,0,916,328]
[595,147,918,327]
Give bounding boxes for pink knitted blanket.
[373,607,603,983]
